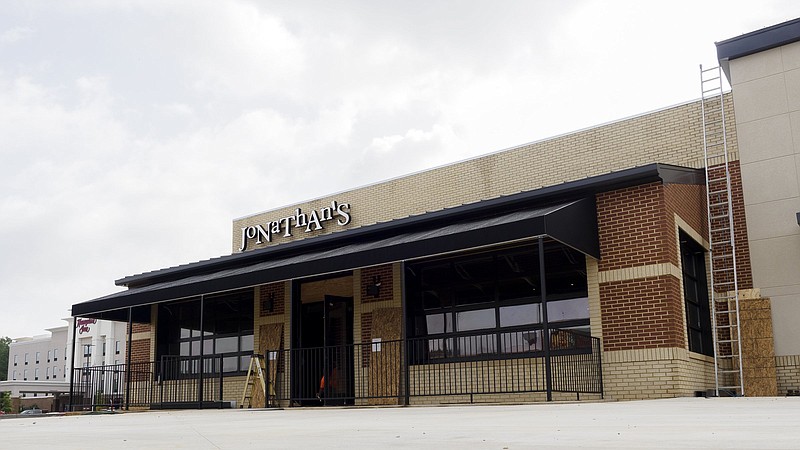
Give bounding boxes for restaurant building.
[69,18,800,409]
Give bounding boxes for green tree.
[0,336,10,381]
[0,391,11,414]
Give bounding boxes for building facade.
[7,328,68,384]
[70,19,800,409]
[1,318,127,412]
[717,21,800,391]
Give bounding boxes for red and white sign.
[77,318,97,334]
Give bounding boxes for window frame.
[407,241,590,363]
[680,231,713,356]
[157,289,255,377]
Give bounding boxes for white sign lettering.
[239,201,352,251]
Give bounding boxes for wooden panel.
[251,323,284,408]
[368,307,402,405]
[740,296,778,396]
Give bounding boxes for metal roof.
[716,18,800,81]
[72,163,704,319]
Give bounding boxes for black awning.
[73,197,598,318]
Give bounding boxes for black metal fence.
[70,362,131,411]
[265,328,602,406]
[70,355,225,411]
[405,328,602,401]
[71,329,601,410]
[268,339,405,406]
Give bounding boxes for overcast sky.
[1,1,798,339]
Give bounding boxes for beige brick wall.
[254,281,292,352]
[222,375,248,407]
[144,375,247,407]
[408,391,600,405]
[602,347,715,400]
[353,264,403,405]
[233,96,737,252]
[253,280,292,406]
[775,355,800,395]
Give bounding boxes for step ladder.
[240,354,268,408]
[700,64,744,397]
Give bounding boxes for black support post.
[68,315,78,412]
[198,295,205,409]
[401,260,410,406]
[218,354,223,409]
[289,281,296,405]
[125,307,133,410]
[539,238,553,402]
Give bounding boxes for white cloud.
[0,26,35,44]
[181,2,305,98]
[1,1,800,340]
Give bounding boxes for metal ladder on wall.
[699,64,744,396]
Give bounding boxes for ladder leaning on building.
[240,354,268,408]
[699,64,744,397]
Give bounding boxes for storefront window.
[157,289,254,375]
[547,297,589,322]
[499,303,540,327]
[406,240,589,361]
[456,309,496,331]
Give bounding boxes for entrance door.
[321,295,354,405]
[293,295,353,405]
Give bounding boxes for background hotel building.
[2,318,127,412]
[68,18,800,409]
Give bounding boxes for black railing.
[70,363,131,411]
[153,355,225,409]
[265,328,602,406]
[71,329,601,410]
[70,355,225,411]
[405,328,602,401]
[267,339,404,406]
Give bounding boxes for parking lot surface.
[2,397,799,449]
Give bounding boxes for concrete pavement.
[2,397,799,449]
